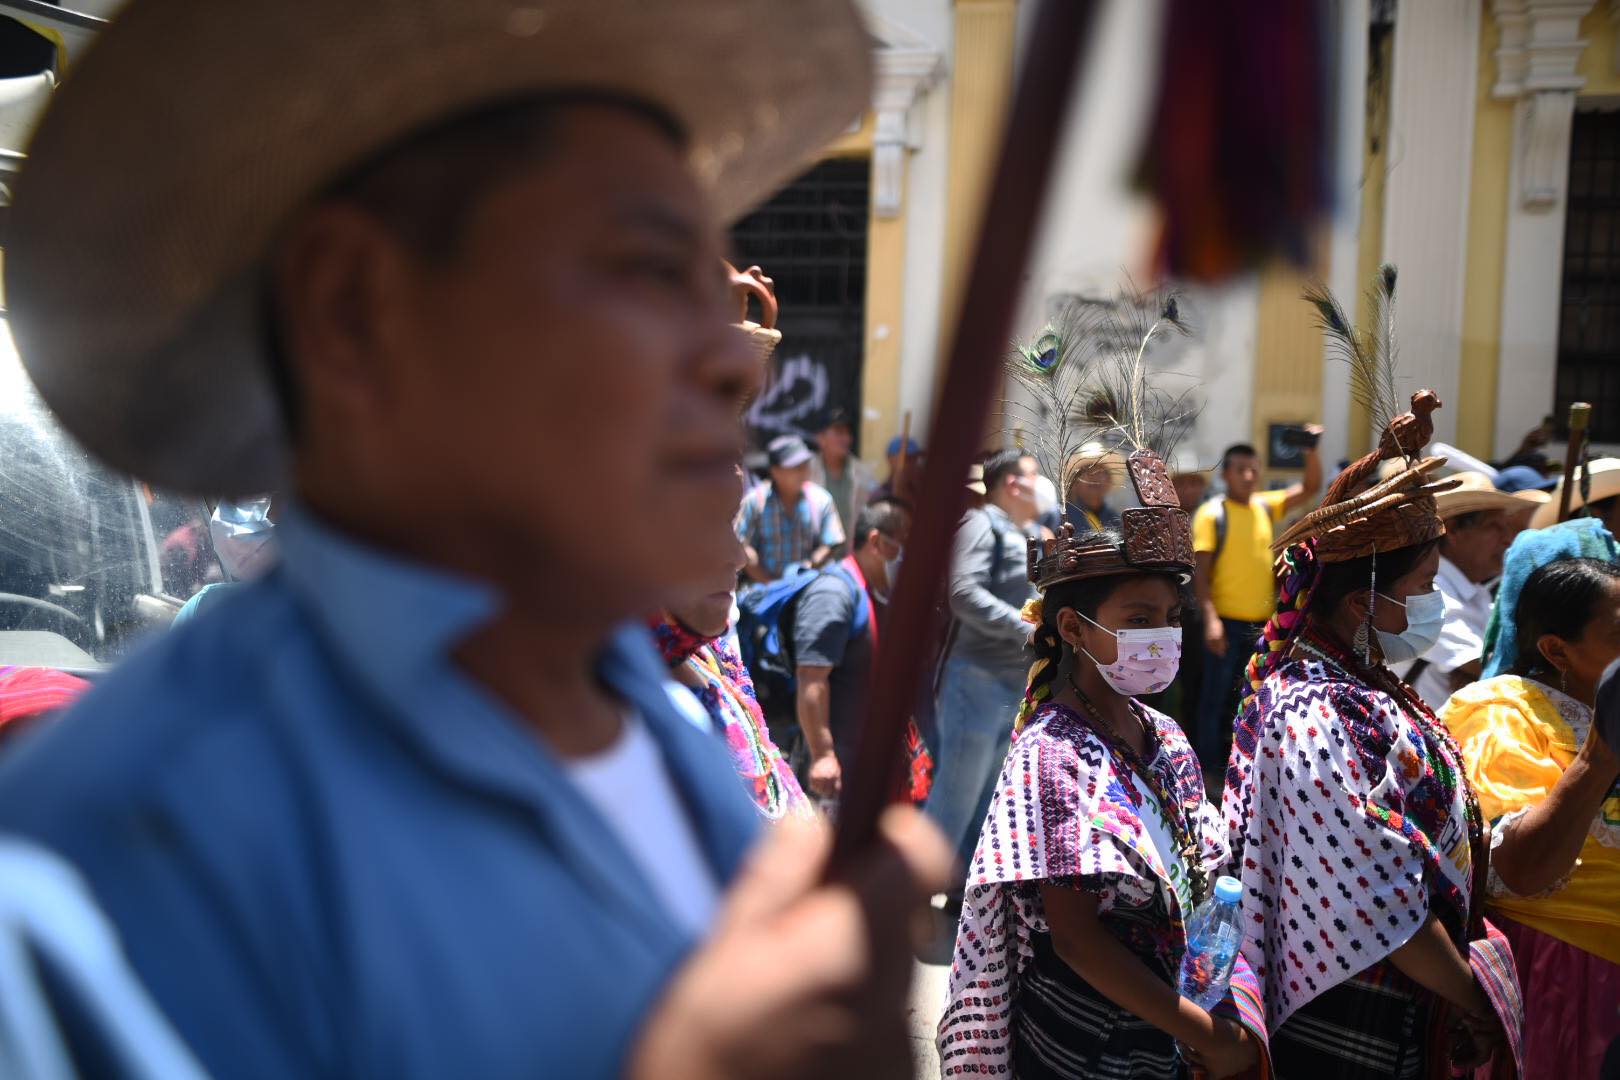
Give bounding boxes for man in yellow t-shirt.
[1190,434,1322,765]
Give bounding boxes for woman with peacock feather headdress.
[1220,266,1526,1077]
[938,293,1271,1079]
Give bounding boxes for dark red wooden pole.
[830,0,1099,872]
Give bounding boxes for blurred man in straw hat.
[1062,441,1124,532]
[1531,457,1620,534]
[1394,471,1547,709]
[0,1,952,1076]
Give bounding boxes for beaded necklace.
[1294,625,1489,929]
[1065,672,1209,907]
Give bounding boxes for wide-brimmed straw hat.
[1434,471,1540,520]
[1530,457,1620,529]
[5,0,872,494]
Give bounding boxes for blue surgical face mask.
[1374,588,1445,664]
[879,537,904,600]
[209,497,277,582]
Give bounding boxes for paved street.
[908,902,954,1079]
[909,958,948,1078]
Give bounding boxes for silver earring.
[1356,548,1378,664]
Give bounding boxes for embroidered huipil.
[937,702,1268,1077]
[1224,654,1524,1071]
[681,630,814,821]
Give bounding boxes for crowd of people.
[721,314,1620,1080]
[0,1,1615,1078]
[714,360,1610,1079]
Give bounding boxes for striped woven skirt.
[1010,924,1186,1080]
[1268,961,1437,1080]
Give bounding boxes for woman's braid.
[1237,538,1320,716]
[1015,614,1065,734]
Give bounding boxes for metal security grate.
[731,157,869,452]
[1557,110,1620,443]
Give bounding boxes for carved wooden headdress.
[1027,449,1194,590]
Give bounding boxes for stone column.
[1380,0,1484,446]
[1491,0,1593,458]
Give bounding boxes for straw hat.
[1064,442,1126,489]
[1433,471,1539,520]
[1530,457,1620,529]
[4,0,871,494]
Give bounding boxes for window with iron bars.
[1557,109,1620,444]
[730,157,869,454]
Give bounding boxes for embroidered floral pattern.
[686,632,813,822]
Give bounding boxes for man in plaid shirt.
[739,435,846,583]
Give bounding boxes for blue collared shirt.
[0,511,761,1078]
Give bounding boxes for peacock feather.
[1303,263,1401,439]
[1002,285,1199,501]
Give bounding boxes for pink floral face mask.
[1078,611,1183,697]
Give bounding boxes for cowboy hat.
[4,0,872,495]
[1433,471,1538,520]
[1530,457,1620,529]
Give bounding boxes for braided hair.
[1237,539,1320,716]
[1015,528,1189,732]
[1016,605,1066,733]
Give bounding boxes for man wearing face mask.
[174,496,283,626]
[790,500,909,804]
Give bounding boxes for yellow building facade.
[803,0,1619,481]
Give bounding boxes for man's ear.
[270,203,419,424]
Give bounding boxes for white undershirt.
[563,714,721,936]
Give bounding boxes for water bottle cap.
[1214,875,1242,903]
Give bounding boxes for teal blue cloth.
[0,509,761,1078]
[1481,517,1619,678]
[170,581,241,625]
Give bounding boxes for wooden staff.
[829,0,1099,872]
[1558,401,1592,524]
[894,410,912,493]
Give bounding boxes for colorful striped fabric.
[0,667,89,731]
[1215,952,1272,1077]
[1469,920,1525,1078]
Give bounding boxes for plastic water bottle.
[1177,875,1244,1011]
